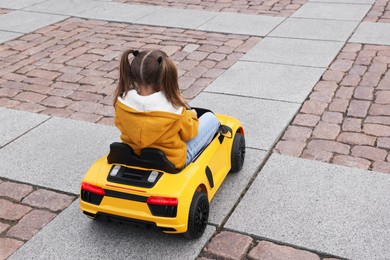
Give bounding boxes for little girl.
[113,49,220,169]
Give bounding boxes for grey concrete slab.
[291,3,371,21]
[0,31,22,44]
[204,61,325,103]
[209,148,266,226]
[0,0,47,9]
[198,13,285,36]
[0,108,49,148]
[226,154,390,260]
[10,201,215,260]
[136,8,217,29]
[350,22,390,46]
[24,0,101,16]
[189,92,300,151]
[0,10,67,33]
[270,18,359,41]
[0,117,119,194]
[241,37,344,68]
[78,2,160,23]
[309,0,374,4]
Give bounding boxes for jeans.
[186,112,220,165]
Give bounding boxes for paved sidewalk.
[1,0,390,259]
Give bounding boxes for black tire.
[184,192,209,239]
[230,132,245,173]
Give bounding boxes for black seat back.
[107,142,180,174]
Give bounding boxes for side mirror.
[219,125,232,139]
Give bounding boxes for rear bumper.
[80,198,187,234]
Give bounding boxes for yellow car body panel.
[80,114,244,235]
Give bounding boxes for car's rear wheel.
[230,132,245,173]
[184,192,209,239]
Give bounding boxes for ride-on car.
[80,109,245,238]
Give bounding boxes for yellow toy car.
[80,109,245,238]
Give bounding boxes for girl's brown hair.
[114,49,187,108]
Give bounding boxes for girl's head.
[114,49,186,108]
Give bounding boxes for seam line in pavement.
[0,116,52,149]
[203,91,303,105]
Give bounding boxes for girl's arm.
[179,109,199,141]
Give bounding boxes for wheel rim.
[194,199,209,233]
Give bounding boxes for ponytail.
[113,49,138,106]
[158,56,187,109]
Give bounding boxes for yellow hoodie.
[114,93,199,169]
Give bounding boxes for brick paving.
[363,0,390,23]
[1,1,390,259]
[197,231,340,260]
[0,17,261,125]
[275,43,390,174]
[114,0,308,17]
[0,178,76,260]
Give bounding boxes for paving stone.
[313,122,340,140]
[332,155,371,170]
[40,96,73,108]
[270,18,359,41]
[0,181,33,201]
[206,61,324,103]
[138,8,217,29]
[0,199,31,221]
[322,70,344,83]
[204,231,252,260]
[307,140,350,155]
[0,107,49,148]
[350,22,390,45]
[291,2,370,21]
[79,1,160,23]
[274,141,306,157]
[329,98,349,113]
[6,209,56,240]
[337,132,376,146]
[372,161,390,174]
[322,111,343,124]
[242,37,343,67]
[377,137,390,149]
[375,91,390,104]
[0,10,66,33]
[226,154,390,260]
[22,189,74,212]
[301,100,328,115]
[0,222,9,234]
[369,104,390,116]
[0,238,23,260]
[198,13,284,36]
[301,149,333,163]
[248,240,320,260]
[283,126,312,141]
[351,146,387,161]
[363,124,390,137]
[10,200,215,260]
[347,100,370,118]
[292,114,320,127]
[354,86,373,100]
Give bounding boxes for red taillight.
[146,196,178,206]
[81,182,105,195]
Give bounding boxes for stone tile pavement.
[0,178,75,259]
[114,0,308,17]
[1,0,390,259]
